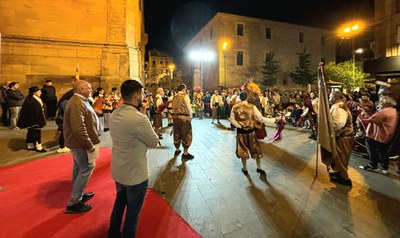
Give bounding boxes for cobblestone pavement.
[1,118,399,237]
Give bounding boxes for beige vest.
[232,102,256,130]
[172,93,190,116]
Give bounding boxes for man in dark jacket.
[0,80,10,126]
[6,82,25,129]
[17,86,47,152]
[41,80,57,120]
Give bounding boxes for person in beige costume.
[172,84,194,160]
[230,92,270,175]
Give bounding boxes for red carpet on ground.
[0,147,201,238]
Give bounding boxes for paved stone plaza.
[0,118,399,237]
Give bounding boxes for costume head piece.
[244,79,261,94]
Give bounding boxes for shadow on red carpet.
[0,147,201,238]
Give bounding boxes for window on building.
[237,51,243,66]
[210,28,213,40]
[321,36,325,45]
[265,28,271,39]
[152,60,155,66]
[237,24,243,36]
[397,0,400,13]
[397,25,400,43]
[299,32,304,43]
[160,61,163,66]
[166,61,168,66]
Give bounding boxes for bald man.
[64,80,100,214]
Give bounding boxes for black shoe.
[182,153,194,160]
[217,121,222,124]
[174,150,181,156]
[330,176,352,186]
[241,168,249,175]
[329,171,341,178]
[256,168,266,175]
[158,135,163,140]
[81,192,95,203]
[65,202,92,214]
[36,148,47,153]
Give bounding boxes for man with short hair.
[172,84,194,160]
[63,80,100,214]
[6,82,25,129]
[230,91,270,175]
[41,80,57,120]
[108,79,159,237]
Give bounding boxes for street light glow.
[337,21,365,38]
[222,41,228,50]
[188,50,215,62]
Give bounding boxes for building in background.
[144,49,175,88]
[184,12,336,91]
[0,0,147,96]
[363,0,400,79]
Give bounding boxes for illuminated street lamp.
[188,50,214,89]
[222,41,228,89]
[168,64,175,90]
[337,21,365,81]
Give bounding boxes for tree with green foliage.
[261,52,279,87]
[290,48,317,87]
[324,60,368,90]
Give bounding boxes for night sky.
[144,0,374,61]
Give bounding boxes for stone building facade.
[0,0,146,96]
[374,0,400,58]
[184,12,336,91]
[144,49,174,87]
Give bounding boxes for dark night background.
[144,0,374,62]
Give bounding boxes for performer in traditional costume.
[245,81,267,139]
[193,86,204,119]
[153,87,165,139]
[229,88,240,130]
[324,91,354,186]
[17,86,47,152]
[172,84,194,160]
[211,90,223,124]
[230,91,270,175]
[268,113,286,143]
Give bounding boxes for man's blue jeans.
[67,148,95,206]
[108,180,148,238]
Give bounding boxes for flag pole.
[315,143,319,179]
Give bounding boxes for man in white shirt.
[108,79,159,237]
